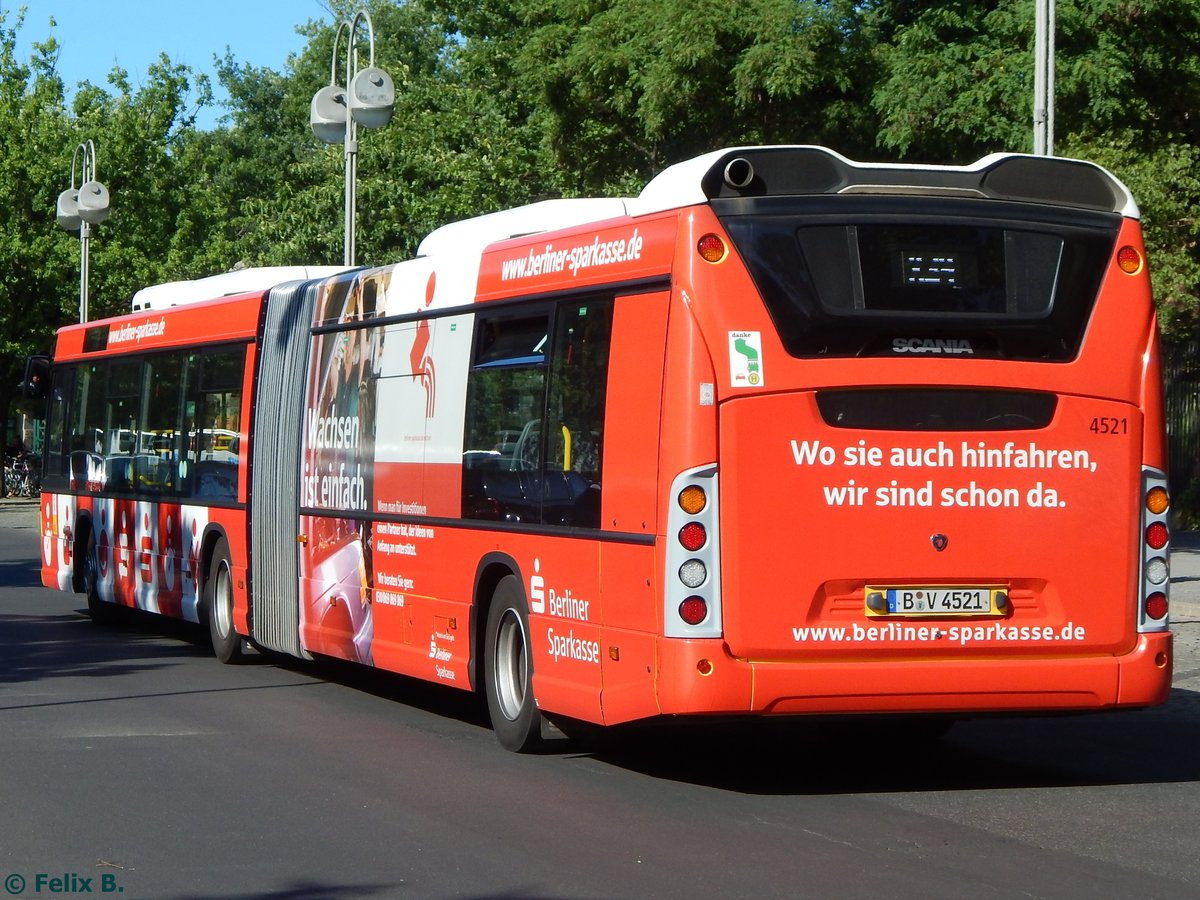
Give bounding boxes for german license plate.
[865,586,1004,617]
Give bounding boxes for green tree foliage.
[0,9,73,452]
[871,3,1031,158]
[432,0,879,193]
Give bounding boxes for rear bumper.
[655,631,1172,716]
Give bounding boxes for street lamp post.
[55,140,111,323]
[310,8,395,267]
[1033,0,1056,156]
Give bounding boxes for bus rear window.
[833,224,1061,316]
[717,197,1119,360]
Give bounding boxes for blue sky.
[9,0,332,129]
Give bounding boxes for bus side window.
[103,361,142,493]
[43,365,74,486]
[462,312,550,523]
[139,354,184,494]
[186,346,245,502]
[68,363,105,492]
[544,301,614,529]
[461,300,613,529]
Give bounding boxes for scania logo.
[892,337,974,355]
[930,533,949,552]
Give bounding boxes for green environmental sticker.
[729,330,763,387]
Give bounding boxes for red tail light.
[679,596,708,625]
[1146,522,1168,550]
[1145,592,1168,621]
[678,522,707,551]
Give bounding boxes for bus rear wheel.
[484,575,546,752]
[204,538,244,664]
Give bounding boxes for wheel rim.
[493,608,528,722]
[85,540,99,598]
[213,560,233,639]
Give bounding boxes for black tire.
[484,575,546,752]
[82,528,121,626]
[204,537,244,664]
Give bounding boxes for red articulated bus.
[34,146,1172,751]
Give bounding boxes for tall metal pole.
[343,29,360,267]
[1034,0,1056,156]
[345,117,357,267]
[310,9,393,269]
[80,221,89,323]
[57,140,109,323]
[331,13,368,267]
[77,142,93,323]
[1047,0,1055,156]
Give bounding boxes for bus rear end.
[658,147,1170,719]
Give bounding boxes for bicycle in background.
[4,452,40,498]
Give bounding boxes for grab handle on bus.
[562,425,571,471]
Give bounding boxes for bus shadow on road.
[585,693,1200,795]
[0,557,47,589]
[265,651,493,731]
[0,605,215,688]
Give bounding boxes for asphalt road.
[3,498,1200,899]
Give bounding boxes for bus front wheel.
[204,538,244,664]
[82,529,120,626]
[484,575,546,752]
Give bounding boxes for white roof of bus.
[627,145,1139,219]
[130,265,351,311]
[408,199,634,310]
[416,198,631,258]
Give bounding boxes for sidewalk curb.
[1173,598,1200,621]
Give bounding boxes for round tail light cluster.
[676,485,710,622]
[665,466,722,638]
[1140,477,1170,627]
